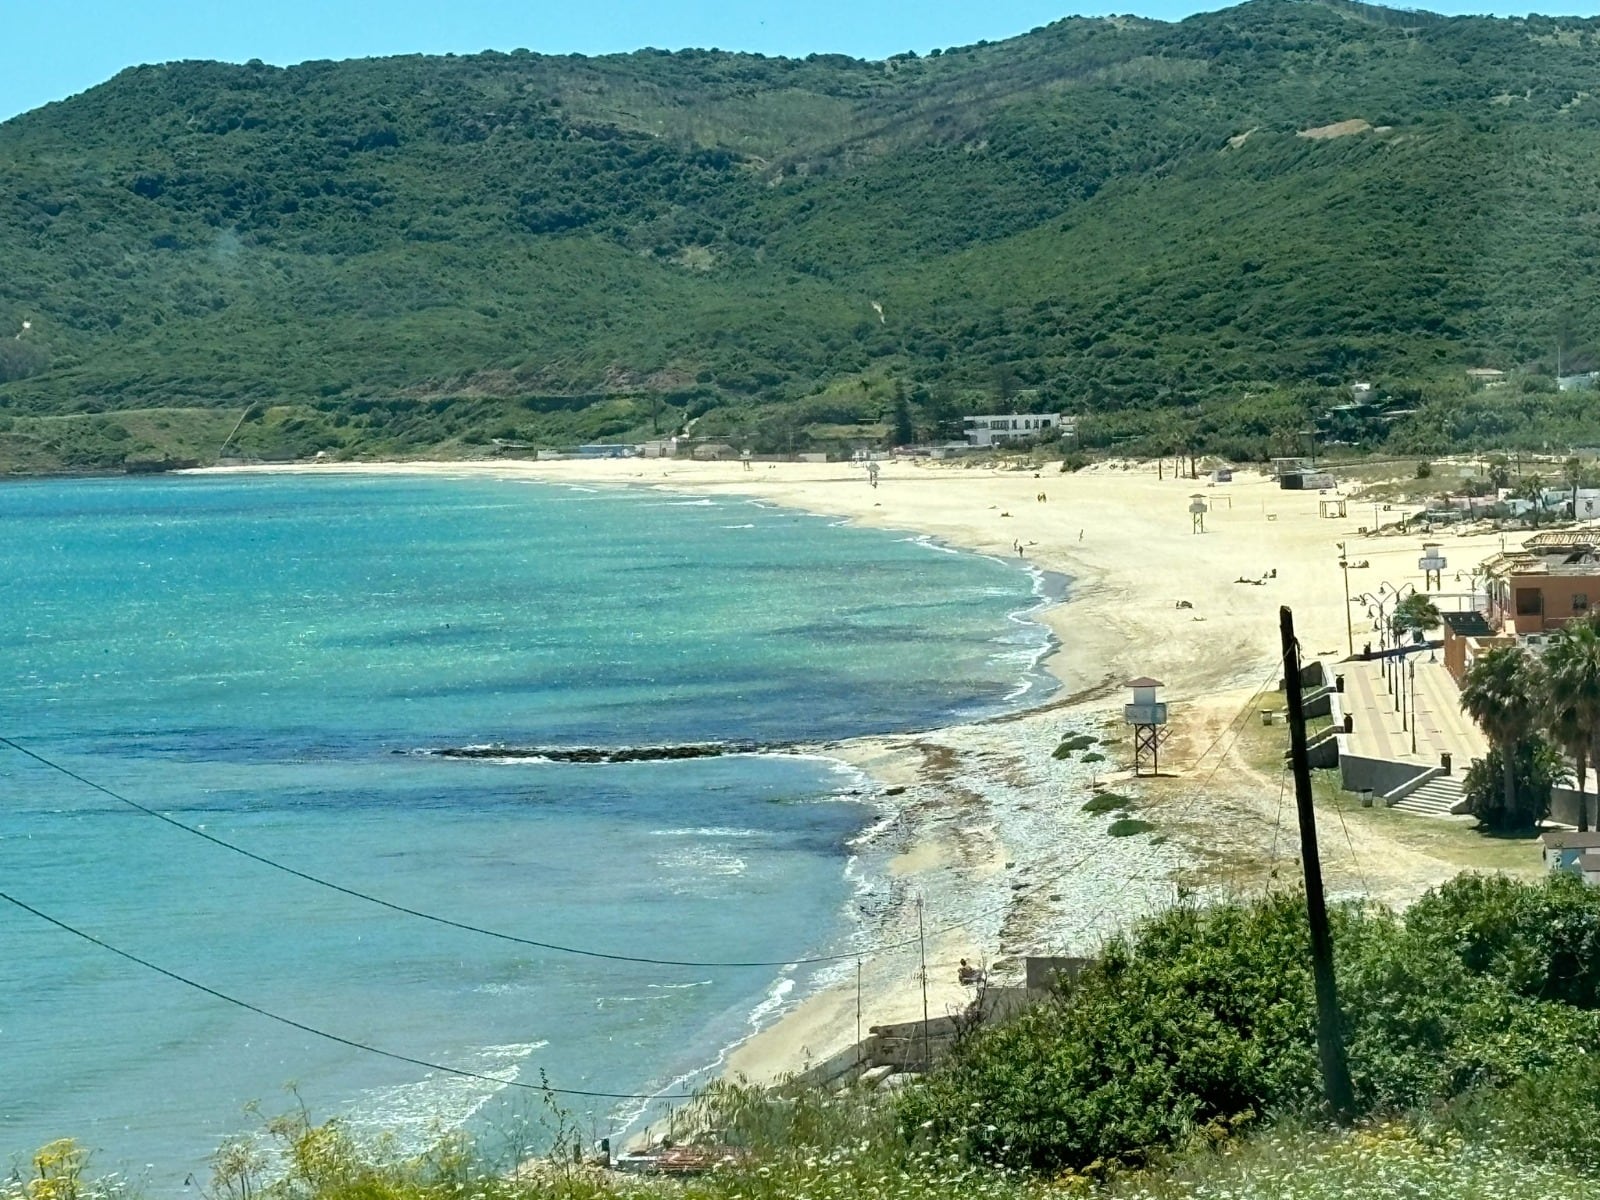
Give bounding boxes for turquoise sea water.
[0,474,1052,1189]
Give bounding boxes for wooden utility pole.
[1281,605,1357,1120]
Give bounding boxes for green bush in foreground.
[19,1060,1600,1200]
[1439,1056,1600,1176]
[1106,1120,1591,1200]
[900,876,1600,1175]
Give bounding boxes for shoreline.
[182,459,1114,1110]
[181,456,1530,1105]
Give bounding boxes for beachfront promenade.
[1342,654,1487,768]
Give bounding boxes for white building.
[1513,487,1600,519]
[1548,487,1600,520]
[962,412,1063,448]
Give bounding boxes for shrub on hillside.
[898,896,1323,1172]
[1404,872,1600,1008]
[900,880,1600,1175]
[1442,1057,1600,1174]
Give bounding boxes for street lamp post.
[1337,542,1353,656]
[1409,660,1417,754]
[1360,583,1414,703]
[1365,607,1387,686]
[1399,647,1408,730]
[1385,615,1397,699]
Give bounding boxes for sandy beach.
[192,455,1538,1095]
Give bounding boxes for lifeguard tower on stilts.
[1419,542,1447,591]
[1125,678,1170,776]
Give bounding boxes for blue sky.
[4,0,1595,123]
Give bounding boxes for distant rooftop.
[1523,532,1596,550]
[1441,611,1493,639]
[1543,831,1600,848]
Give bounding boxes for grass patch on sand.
[1053,733,1099,760]
[1311,768,1541,877]
[1082,792,1131,814]
[1230,691,1541,878]
[1108,818,1157,837]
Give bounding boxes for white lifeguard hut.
[1125,677,1170,776]
[1419,542,1447,591]
[1189,494,1208,534]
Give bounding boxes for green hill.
[3,0,1600,468]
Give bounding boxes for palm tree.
[1393,593,1443,647]
[1545,614,1600,832]
[1517,474,1547,527]
[1462,646,1545,823]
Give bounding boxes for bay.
[0,473,1052,1190]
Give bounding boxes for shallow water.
[0,474,1052,1189]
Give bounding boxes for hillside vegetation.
[3,0,1600,468]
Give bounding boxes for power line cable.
[0,734,931,969]
[1268,762,1290,871]
[1287,638,1371,903]
[1330,798,1372,902]
[0,888,699,1102]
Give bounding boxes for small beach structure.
[1419,542,1447,591]
[1541,831,1600,878]
[1270,457,1309,479]
[1189,494,1208,533]
[1280,470,1337,491]
[1124,677,1170,776]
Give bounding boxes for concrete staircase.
[1392,774,1466,818]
